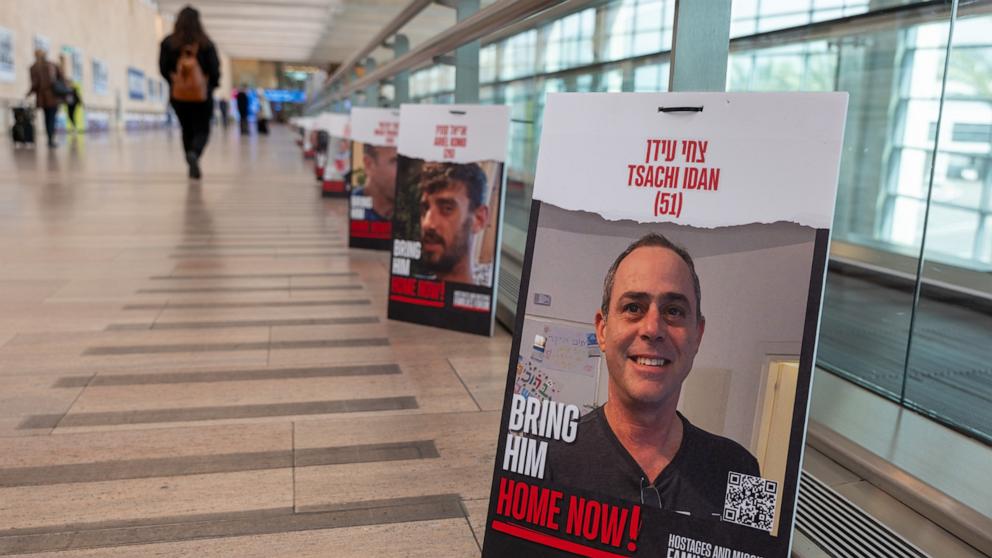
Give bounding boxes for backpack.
[171,44,207,102]
[47,63,72,99]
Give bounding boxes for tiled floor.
[0,128,509,556]
[0,127,986,557]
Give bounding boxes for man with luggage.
[26,49,65,148]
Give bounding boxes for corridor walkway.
[2,127,981,558]
[0,127,510,556]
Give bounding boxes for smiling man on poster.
[545,232,759,520]
[418,161,490,286]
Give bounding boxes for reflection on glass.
[458,0,990,443]
[906,11,992,443]
[634,63,670,91]
[729,0,876,38]
[409,65,454,100]
[729,11,954,399]
[602,0,674,61]
[471,0,683,255]
[728,42,836,92]
[546,9,595,72]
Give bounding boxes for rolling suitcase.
[11,106,35,146]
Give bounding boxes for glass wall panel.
[602,1,675,61]
[545,9,596,73]
[475,0,678,266]
[392,1,986,445]
[729,0,879,38]
[633,63,670,91]
[409,65,454,100]
[728,10,953,398]
[906,9,992,443]
[728,42,836,92]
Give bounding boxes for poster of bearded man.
[387,104,509,336]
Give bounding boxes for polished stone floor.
[0,127,985,557]
[0,128,510,556]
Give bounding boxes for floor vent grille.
[796,472,929,558]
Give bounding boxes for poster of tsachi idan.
[349,107,400,250]
[482,92,848,558]
[388,103,509,336]
[317,112,351,197]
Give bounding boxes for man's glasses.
[640,477,661,508]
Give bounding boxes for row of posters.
[0,27,13,82]
[298,92,847,558]
[315,112,351,197]
[0,31,50,83]
[298,104,510,336]
[0,27,117,97]
[127,68,145,100]
[92,58,109,96]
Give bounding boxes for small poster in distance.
[316,112,351,198]
[349,107,400,250]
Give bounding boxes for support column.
[363,58,378,107]
[668,0,732,92]
[392,34,410,106]
[349,67,361,110]
[330,83,342,113]
[454,0,480,103]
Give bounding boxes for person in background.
[159,5,220,179]
[236,84,250,135]
[256,88,272,135]
[64,78,83,134]
[27,49,65,148]
[217,97,229,129]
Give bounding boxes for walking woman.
[64,79,83,133]
[159,6,220,179]
[27,49,65,148]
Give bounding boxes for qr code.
[722,472,777,532]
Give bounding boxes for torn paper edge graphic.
[532,92,848,230]
[351,107,400,146]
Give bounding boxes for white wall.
[0,0,231,129]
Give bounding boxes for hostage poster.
[0,27,14,83]
[387,103,509,336]
[349,107,399,250]
[482,92,847,558]
[316,112,350,197]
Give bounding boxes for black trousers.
[238,111,250,135]
[42,107,57,144]
[66,103,79,128]
[171,99,213,158]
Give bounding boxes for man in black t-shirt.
[545,233,759,520]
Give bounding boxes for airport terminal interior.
[0,0,990,556]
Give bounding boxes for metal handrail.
[324,0,434,87]
[395,0,992,101]
[309,0,992,113]
[310,0,565,110]
[480,0,605,45]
